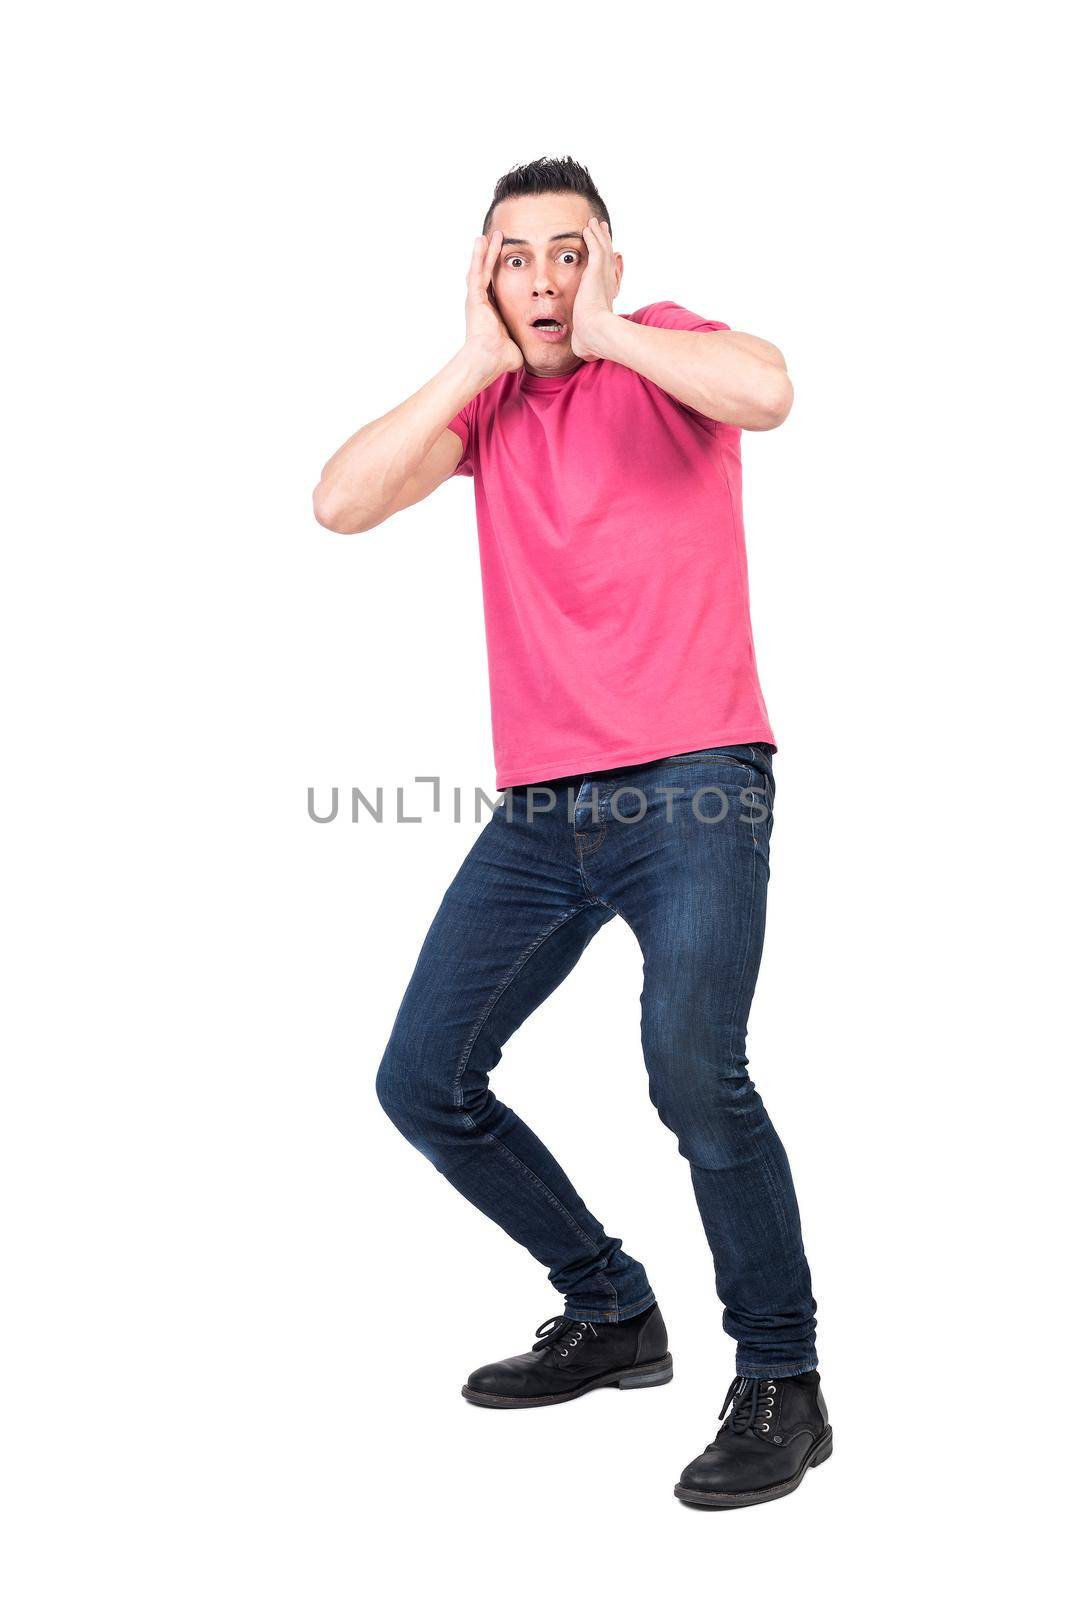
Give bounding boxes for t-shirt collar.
[518,361,589,394]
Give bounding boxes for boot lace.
[532,1315,600,1361]
[718,1375,778,1436]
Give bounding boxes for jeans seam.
[574,826,600,898]
[485,1135,620,1314]
[662,752,750,769]
[565,1289,658,1323]
[727,810,793,1258]
[452,906,621,1305]
[736,1360,818,1379]
[453,906,586,1091]
[584,889,637,939]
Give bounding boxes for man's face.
[486,192,621,376]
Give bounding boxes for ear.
[613,252,624,297]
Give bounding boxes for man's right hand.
[464,231,524,379]
[313,235,522,534]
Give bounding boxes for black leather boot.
[462,1304,672,1408]
[675,1370,832,1508]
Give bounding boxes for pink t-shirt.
[446,300,776,789]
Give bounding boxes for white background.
[3,2,1062,1594]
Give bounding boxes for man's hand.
[464,231,524,379]
[571,217,620,361]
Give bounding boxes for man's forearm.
[313,347,499,532]
[581,314,793,431]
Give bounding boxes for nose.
[532,262,559,298]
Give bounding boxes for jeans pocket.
[663,747,753,771]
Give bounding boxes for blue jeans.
[375,744,818,1378]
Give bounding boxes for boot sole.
[673,1426,833,1509]
[461,1354,673,1408]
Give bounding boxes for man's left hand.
[571,217,620,361]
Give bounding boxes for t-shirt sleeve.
[444,397,476,477]
[626,300,731,336]
[623,301,732,429]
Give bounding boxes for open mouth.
[530,317,568,340]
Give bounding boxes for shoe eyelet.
[760,1423,770,1432]
[766,1385,776,1395]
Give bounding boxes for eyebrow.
[500,233,586,246]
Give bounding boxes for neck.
[524,356,584,379]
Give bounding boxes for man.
[313,156,830,1509]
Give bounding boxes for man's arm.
[312,348,489,534]
[312,231,523,534]
[570,218,793,431]
[585,317,793,431]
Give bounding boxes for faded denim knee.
[641,1020,768,1172]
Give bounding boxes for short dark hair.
[482,156,611,236]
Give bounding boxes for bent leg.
[375,806,657,1322]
